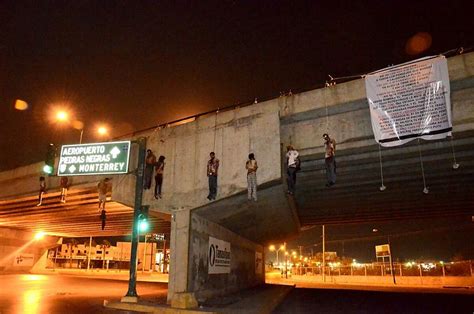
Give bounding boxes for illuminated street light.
[97,126,108,136]
[34,231,46,240]
[269,244,285,265]
[55,110,69,122]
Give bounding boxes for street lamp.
[97,126,108,136]
[269,244,285,266]
[56,110,69,122]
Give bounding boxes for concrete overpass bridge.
[0,52,473,306]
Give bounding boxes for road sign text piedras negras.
[58,141,131,176]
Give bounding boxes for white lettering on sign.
[57,141,130,176]
[63,145,106,156]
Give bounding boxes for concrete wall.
[188,212,264,301]
[114,109,282,214]
[0,160,112,199]
[0,227,57,273]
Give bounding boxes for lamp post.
[269,244,285,266]
[53,109,109,144]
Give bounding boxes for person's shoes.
[36,203,42,207]
[326,182,335,187]
[158,194,162,199]
[207,196,212,201]
[60,200,66,203]
[154,194,159,200]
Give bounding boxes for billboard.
[208,236,231,274]
[57,141,131,176]
[375,244,391,258]
[365,56,451,147]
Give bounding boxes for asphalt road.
[274,287,474,314]
[0,274,167,314]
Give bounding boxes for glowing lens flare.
[14,99,29,111]
[34,231,45,240]
[97,126,108,135]
[56,111,69,122]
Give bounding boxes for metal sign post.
[122,137,146,303]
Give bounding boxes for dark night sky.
[1,0,472,170]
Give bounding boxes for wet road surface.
[274,287,474,314]
[0,274,167,314]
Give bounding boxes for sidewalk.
[34,268,169,283]
[104,284,294,314]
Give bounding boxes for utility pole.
[122,137,146,303]
[388,235,396,284]
[87,236,92,270]
[322,225,326,283]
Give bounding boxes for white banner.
[13,253,35,266]
[208,236,231,274]
[365,56,452,147]
[255,252,263,275]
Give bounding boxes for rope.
[449,135,460,169]
[324,82,329,133]
[417,139,429,194]
[213,110,218,152]
[378,144,386,191]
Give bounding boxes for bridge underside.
[295,130,474,226]
[0,184,171,237]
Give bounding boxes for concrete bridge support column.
[167,208,265,309]
[167,208,196,308]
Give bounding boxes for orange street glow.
[34,231,45,240]
[97,126,108,136]
[14,99,29,111]
[56,111,69,122]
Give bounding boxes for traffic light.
[138,205,149,232]
[43,143,56,175]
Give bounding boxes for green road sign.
[57,141,131,176]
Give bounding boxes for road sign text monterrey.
[57,141,131,176]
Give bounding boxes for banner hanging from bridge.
[58,141,131,176]
[365,56,452,147]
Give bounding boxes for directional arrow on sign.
[110,146,121,159]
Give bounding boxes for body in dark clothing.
[100,209,106,230]
[154,156,165,199]
[207,152,220,200]
[144,149,157,190]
